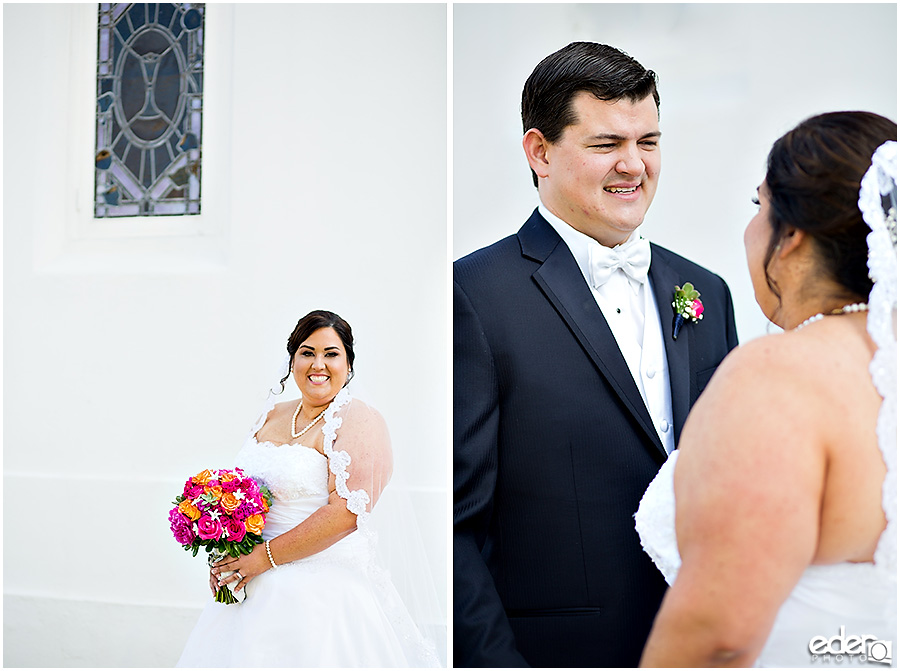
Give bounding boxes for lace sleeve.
[322,389,393,534]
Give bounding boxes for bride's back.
[675,310,888,569]
[786,315,887,565]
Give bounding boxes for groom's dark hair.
[521,42,660,187]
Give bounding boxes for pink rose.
[185,484,204,499]
[224,517,246,542]
[182,478,201,497]
[197,515,223,541]
[169,509,195,545]
[692,299,704,317]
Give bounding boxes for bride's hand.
[211,543,272,593]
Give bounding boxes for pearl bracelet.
[265,540,278,569]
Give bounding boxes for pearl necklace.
[291,401,327,439]
[794,302,868,331]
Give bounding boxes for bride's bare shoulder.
[270,399,298,416]
[703,332,809,396]
[709,319,872,396]
[681,331,832,457]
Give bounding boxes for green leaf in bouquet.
[258,483,274,508]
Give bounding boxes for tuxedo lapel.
[519,212,667,458]
[648,246,691,445]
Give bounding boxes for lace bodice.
[235,439,328,502]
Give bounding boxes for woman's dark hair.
[763,111,897,302]
[521,41,660,187]
[278,310,355,391]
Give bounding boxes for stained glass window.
[95,3,204,218]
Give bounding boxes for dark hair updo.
[763,111,897,301]
[521,41,660,188]
[277,310,355,392]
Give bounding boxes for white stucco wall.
[3,3,447,666]
[453,3,897,344]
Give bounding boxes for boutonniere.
[672,283,704,340]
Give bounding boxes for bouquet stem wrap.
[207,548,246,604]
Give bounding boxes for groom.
[454,42,739,667]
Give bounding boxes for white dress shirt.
[539,204,676,453]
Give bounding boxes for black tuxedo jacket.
[454,210,739,667]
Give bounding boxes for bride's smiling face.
[292,327,350,407]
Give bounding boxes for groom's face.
[540,92,661,247]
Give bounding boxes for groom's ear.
[523,128,552,180]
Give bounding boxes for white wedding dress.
[176,389,440,668]
[636,448,896,667]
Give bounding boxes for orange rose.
[261,497,269,513]
[192,469,214,485]
[220,492,241,513]
[178,499,201,521]
[220,472,238,483]
[205,485,223,501]
[244,513,265,535]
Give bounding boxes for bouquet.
[168,468,273,604]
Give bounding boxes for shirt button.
[646,368,656,379]
[659,419,670,433]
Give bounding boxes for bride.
[176,310,441,667]
[636,112,896,666]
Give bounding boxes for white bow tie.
[589,237,651,289]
